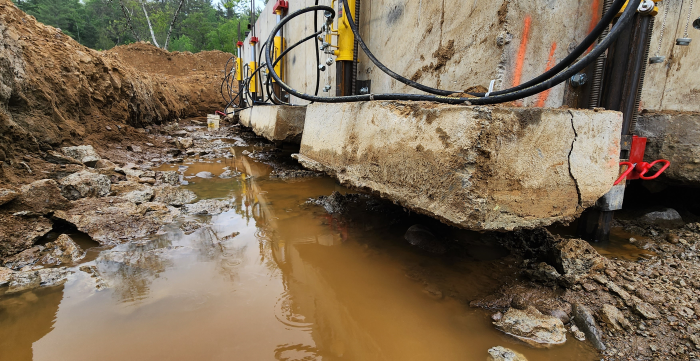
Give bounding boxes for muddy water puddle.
[1,152,600,360]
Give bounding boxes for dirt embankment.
[0,0,235,187]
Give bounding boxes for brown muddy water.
[0,147,610,360]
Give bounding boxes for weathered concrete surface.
[242,105,307,144]
[295,102,621,231]
[239,107,253,128]
[635,112,700,185]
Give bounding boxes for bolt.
[637,0,655,14]
[318,64,326,71]
[676,37,692,46]
[570,73,587,87]
[359,87,369,94]
[326,58,334,66]
[649,56,665,64]
[323,85,331,92]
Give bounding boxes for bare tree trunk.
[117,0,141,41]
[163,0,185,50]
[139,0,161,48]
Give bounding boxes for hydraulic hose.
[264,0,641,105]
[341,0,628,97]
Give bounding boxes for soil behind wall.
[0,0,235,186]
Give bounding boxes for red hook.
[614,162,635,186]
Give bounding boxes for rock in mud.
[219,169,241,179]
[0,215,52,259]
[156,171,180,186]
[630,295,660,319]
[525,262,562,284]
[404,224,447,254]
[123,188,155,204]
[38,234,85,266]
[61,145,101,167]
[110,181,150,196]
[0,266,15,286]
[3,234,85,269]
[180,220,204,234]
[640,208,684,229]
[7,270,41,293]
[195,171,214,179]
[0,188,19,206]
[493,306,567,347]
[16,179,70,213]
[572,303,606,351]
[37,267,72,286]
[487,346,527,361]
[79,265,108,290]
[44,150,83,165]
[93,159,118,170]
[600,304,632,331]
[176,137,194,149]
[184,199,232,215]
[553,238,607,285]
[52,197,179,245]
[153,185,197,206]
[127,145,142,153]
[59,170,111,200]
[3,246,45,270]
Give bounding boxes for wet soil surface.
[1,120,700,360]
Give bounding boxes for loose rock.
[572,303,606,351]
[487,346,527,361]
[0,266,14,286]
[59,170,111,200]
[16,179,70,213]
[152,185,197,206]
[123,188,155,204]
[38,234,86,266]
[61,145,101,167]
[0,188,19,206]
[184,199,232,215]
[640,208,684,229]
[493,306,567,346]
[600,304,632,331]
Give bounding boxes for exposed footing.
[238,105,307,144]
[295,101,622,231]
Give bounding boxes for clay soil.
[0,0,235,188]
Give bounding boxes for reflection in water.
[0,151,600,360]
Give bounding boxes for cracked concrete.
[296,101,622,231]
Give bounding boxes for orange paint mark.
[512,15,532,88]
[586,0,601,53]
[536,42,558,108]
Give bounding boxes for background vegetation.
[10,0,265,53]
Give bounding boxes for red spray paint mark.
[586,0,601,53]
[536,42,558,108]
[512,15,532,88]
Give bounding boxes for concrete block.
[239,107,253,128]
[295,101,622,231]
[243,105,307,144]
[636,112,700,185]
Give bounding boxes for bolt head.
[326,58,334,66]
[570,73,587,87]
[676,38,692,46]
[649,56,665,64]
[318,64,326,71]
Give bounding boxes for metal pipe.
[589,0,614,108]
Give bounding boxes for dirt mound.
[0,0,235,186]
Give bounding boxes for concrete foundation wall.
[244,1,699,112]
[295,102,622,231]
[245,105,307,143]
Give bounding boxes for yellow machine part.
[336,0,356,61]
[249,61,257,93]
[273,36,286,82]
[236,56,243,81]
[616,0,661,17]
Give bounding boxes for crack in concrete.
[567,110,583,208]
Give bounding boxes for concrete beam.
[295,101,622,231]
[636,112,700,185]
[239,105,307,144]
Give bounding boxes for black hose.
[313,0,321,98]
[264,1,641,105]
[341,0,628,97]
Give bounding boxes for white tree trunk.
[140,0,161,48]
[163,0,185,50]
[117,0,140,41]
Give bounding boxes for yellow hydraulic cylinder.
[336,0,356,61]
[273,36,286,82]
[249,61,257,92]
[236,57,243,81]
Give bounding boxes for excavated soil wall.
[0,0,234,186]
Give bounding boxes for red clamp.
[250,37,259,45]
[272,0,289,14]
[236,41,243,47]
[614,135,670,185]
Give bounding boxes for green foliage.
[10,0,251,53]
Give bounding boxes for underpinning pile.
[0,0,235,186]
